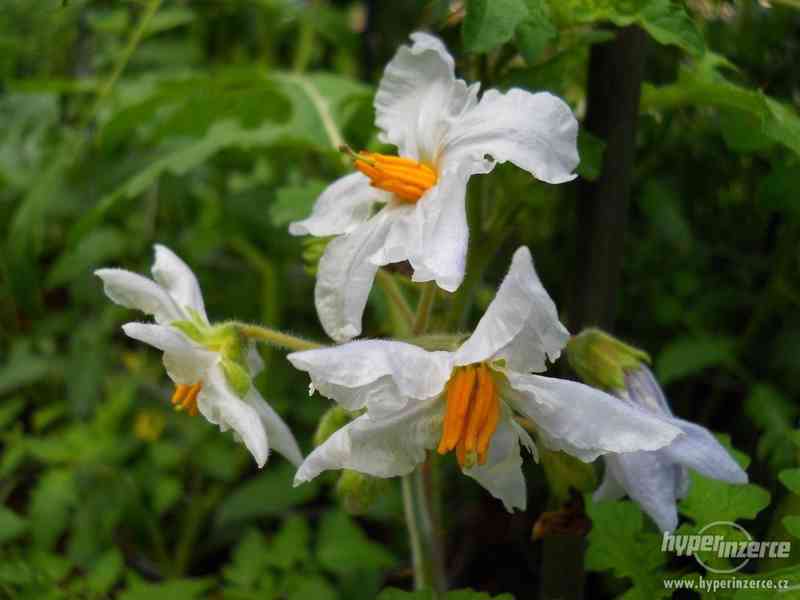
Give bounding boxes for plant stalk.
[401,468,446,595]
[238,324,324,352]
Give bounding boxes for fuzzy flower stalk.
[287,248,683,511]
[290,32,579,342]
[96,245,302,468]
[567,329,748,531]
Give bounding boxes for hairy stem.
[238,324,324,352]
[401,468,446,595]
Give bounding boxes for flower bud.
[336,469,389,515]
[313,405,352,447]
[566,328,650,392]
[301,237,332,276]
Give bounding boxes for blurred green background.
[1,1,800,598]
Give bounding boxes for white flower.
[594,366,748,532]
[289,32,579,342]
[95,245,302,468]
[288,247,681,511]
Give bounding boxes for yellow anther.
[343,147,437,203]
[171,382,202,417]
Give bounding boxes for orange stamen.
[349,149,437,203]
[437,364,501,468]
[437,366,476,454]
[171,381,202,417]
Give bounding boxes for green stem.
[238,323,324,352]
[84,0,162,131]
[401,468,446,594]
[376,270,415,330]
[412,282,436,336]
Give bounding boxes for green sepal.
[566,328,651,392]
[171,320,206,344]
[221,358,251,398]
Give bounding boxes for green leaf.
[45,227,126,288]
[570,0,704,56]
[269,180,328,228]
[783,516,800,540]
[215,462,321,526]
[638,180,692,253]
[515,2,557,64]
[642,57,800,158]
[264,515,311,570]
[118,579,213,600]
[0,506,28,545]
[316,510,396,576]
[377,589,515,600]
[780,469,800,495]
[585,498,671,600]
[679,471,770,525]
[0,350,52,396]
[29,469,77,550]
[745,385,798,470]
[463,0,530,53]
[285,574,339,600]
[655,335,734,384]
[84,549,124,595]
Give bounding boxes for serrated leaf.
[679,470,770,525]
[463,0,530,53]
[571,0,704,56]
[316,510,396,576]
[585,498,670,600]
[655,335,734,384]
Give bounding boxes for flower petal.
[462,412,533,511]
[454,247,569,371]
[288,340,452,417]
[441,89,579,184]
[151,244,208,322]
[95,268,183,324]
[246,343,264,377]
[624,366,673,416]
[288,173,388,237]
[407,167,470,292]
[314,211,393,342]
[198,366,268,468]
[248,388,304,466]
[504,372,682,462]
[593,460,627,502]
[663,419,748,485]
[604,453,681,532]
[293,397,442,484]
[122,322,217,383]
[375,32,478,161]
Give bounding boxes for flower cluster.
[97,32,746,533]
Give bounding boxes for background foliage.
[1,0,799,598]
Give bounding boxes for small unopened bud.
[566,328,650,392]
[302,237,333,276]
[313,405,352,447]
[336,470,388,515]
